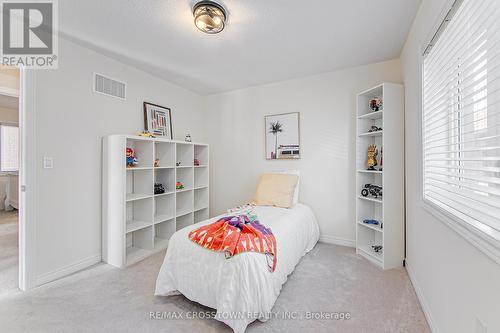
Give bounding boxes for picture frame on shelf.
[143,102,173,139]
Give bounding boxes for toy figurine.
[368,125,382,132]
[176,181,184,190]
[367,144,378,170]
[154,183,165,195]
[372,245,383,253]
[176,162,181,167]
[185,133,192,142]
[139,131,155,138]
[154,159,160,167]
[369,98,383,112]
[194,159,200,166]
[363,219,380,225]
[361,184,383,198]
[126,148,138,168]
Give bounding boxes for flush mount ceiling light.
[193,1,227,34]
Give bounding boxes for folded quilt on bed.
[188,210,277,272]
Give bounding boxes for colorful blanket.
[188,208,277,272]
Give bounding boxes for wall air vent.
[93,73,126,100]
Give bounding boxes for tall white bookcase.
[356,83,404,269]
[102,135,209,268]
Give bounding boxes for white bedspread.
[155,203,320,333]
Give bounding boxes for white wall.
[401,1,500,332]
[31,37,205,283]
[203,60,401,244]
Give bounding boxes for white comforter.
[155,203,320,333]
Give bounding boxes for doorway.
[0,65,20,296]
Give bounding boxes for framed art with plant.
[265,112,300,160]
[143,102,173,139]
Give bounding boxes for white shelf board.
[194,165,208,168]
[154,214,174,224]
[194,186,208,190]
[176,165,193,169]
[176,188,192,193]
[358,130,383,137]
[357,170,383,174]
[126,167,153,171]
[357,221,383,233]
[176,209,193,217]
[194,205,208,212]
[126,220,151,233]
[357,110,383,120]
[357,244,383,265]
[154,166,175,169]
[126,247,152,266]
[126,193,153,202]
[154,191,175,197]
[357,196,383,204]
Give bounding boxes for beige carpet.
[0,210,18,297]
[0,243,429,332]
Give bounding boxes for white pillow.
[276,170,300,205]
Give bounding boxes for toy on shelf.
[368,125,382,133]
[139,131,156,138]
[366,144,378,170]
[363,219,380,225]
[194,159,200,166]
[361,184,383,198]
[369,97,383,112]
[126,148,138,168]
[176,162,181,167]
[154,183,166,195]
[371,245,383,253]
[185,133,192,142]
[176,182,184,190]
[154,159,160,167]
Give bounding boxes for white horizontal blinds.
[0,125,19,172]
[423,0,500,233]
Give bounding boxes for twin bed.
[154,174,320,333]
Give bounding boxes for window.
[0,125,19,172]
[423,0,500,239]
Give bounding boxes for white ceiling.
[60,0,421,95]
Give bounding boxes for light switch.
[43,157,53,169]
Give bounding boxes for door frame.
[18,68,36,290]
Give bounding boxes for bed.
[155,203,320,333]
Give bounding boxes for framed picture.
[265,112,300,160]
[143,102,173,139]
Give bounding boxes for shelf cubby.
[126,169,153,200]
[194,208,209,223]
[155,168,175,194]
[154,193,175,223]
[176,213,193,231]
[176,189,193,217]
[194,166,208,188]
[176,143,194,167]
[155,141,175,168]
[154,219,175,250]
[126,138,154,168]
[126,198,153,233]
[194,144,209,166]
[176,167,193,190]
[194,187,209,211]
[125,226,154,265]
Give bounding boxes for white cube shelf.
[102,135,209,268]
[355,83,404,269]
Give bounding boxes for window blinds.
[423,0,500,235]
[0,125,19,172]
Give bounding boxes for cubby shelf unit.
[355,83,404,269]
[102,135,209,268]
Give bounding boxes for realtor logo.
[1,0,58,68]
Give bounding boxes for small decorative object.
[369,97,383,112]
[372,245,383,253]
[176,181,184,190]
[366,144,378,170]
[368,125,382,133]
[194,158,200,166]
[139,131,155,138]
[363,219,380,225]
[154,159,160,167]
[154,183,165,195]
[265,112,300,159]
[126,148,138,168]
[185,133,192,142]
[143,102,173,139]
[176,162,181,167]
[361,184,383,198]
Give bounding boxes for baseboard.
[35,254,101,286]
[319,235,355,247]
[406,262,439,333]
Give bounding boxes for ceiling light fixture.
[193,1,227,34]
